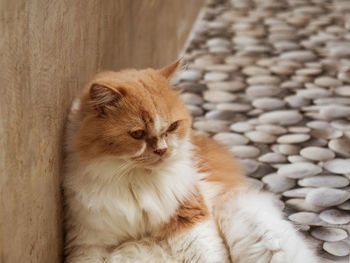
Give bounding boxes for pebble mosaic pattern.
[174,0,350,261]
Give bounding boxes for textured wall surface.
[0,1,204,262]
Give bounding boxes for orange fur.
[191,134,246,189]
[160,189,209,237]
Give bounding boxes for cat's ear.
[89,83,125,114]
[158,58,183,80]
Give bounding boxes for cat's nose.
[154,148,167,156]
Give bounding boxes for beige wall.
[0,1,204,262]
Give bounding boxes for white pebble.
[320,209,350,225]
[300,147,335,161]
[306,187,350,207]
[323,241,350,257]
[245,131,276,143]
[259,110,303,125]
[278,162,322,179]
[324,159,350,174]
[277,134,310,144]
[311,227,348,242]
[262,173,296,193]
[213,132,249,146]
[230,145,260,158]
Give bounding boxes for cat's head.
[74,60,191,168]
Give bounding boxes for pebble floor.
[174,0,350,262]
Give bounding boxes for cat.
[63,60,320,263]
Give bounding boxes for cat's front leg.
[214,189,319,263]
[167,219,230,263]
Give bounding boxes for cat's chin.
[135,157,172,170]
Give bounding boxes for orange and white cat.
[63,60,319,263]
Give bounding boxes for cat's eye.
[167,121,179,133]
[129,129,146,139]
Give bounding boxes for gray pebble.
[204,72,229,82]
[285,95,310,108]
[314,76,342,87]
[286,198,324,213]
[269,65,294,75]
[277,134,310,144]
[328,139,350,157]
[338,201,350,210]
[303,138,328,147]
[209,46,231,54]
[205,64,237,73]
[245,131,277,143]
[310,128,343,140]
[233,35,260,46]
[207,81,245,91]
[287,155,311,163]
[258,152,287,163]
[296,88,332,99]
[252,97,286,110]
[225,56,255,66]
[230,145,260,158]
[288,126,311,133]
[246,85,281,98]
[278,162,322,179]
[216,103,252,112]
[320,209,350,225]
[213,132,249,146]
[288,212,324,225]
[202,103,217,111]
[178,70,202,82]
[281,81,303,89]
[205,110,236,120]
[298,175,349,188]
[280,50,316,61]
[247,75,281,85]
[311,227,348,242]
[259,110,303,125]
[331,120,350,130]
[256,124,287,135]
[203,90,237,103]
[194,55,221,67]
[277,144,300,155]
[246,177,265,191]
[335,86,350,97]
[247,109,264,116]
[274,41,300,51]
[242,66,270,76]
[206,38,231,47]
[323,241,350,257]
[282,188,314,198]
[251,163,275,179]
[296,68,322,76]
[262,173,296,193]
[230,122,253,133]
[300,147,335,161]
[324,159,350,174]
[180,93,204,105]
[306,187,350,207]
[241,159,260,176]
[320,105,350,119]
[314,97,350,105]
[193,120,230,133]
[186,104,203,116]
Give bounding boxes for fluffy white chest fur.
[64,141,200,246]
